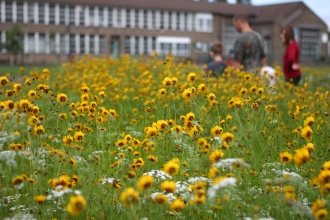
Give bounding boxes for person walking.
[232,14,266,73]
[280,26,301,86]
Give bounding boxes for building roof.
[39,0,311,25]
[251,2,302,24]
[41,0,257,15]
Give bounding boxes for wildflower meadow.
[0,55,329,220]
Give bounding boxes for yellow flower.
[120,187,139,206]
[28,90,37,98]
[163,160,180,176]
[303,116,315,127]
[145,126,157,137]
[211,126,223,137]
[171,77,178,85]
[137,175,154,191]
[207,93,216,102]
[301,126,313,140]
[0,76,9,86]
[160,180,176,193]
[34,125,45,135]
[182,88,192,100]
[12,175,25,185]
[17,99,32,111]
[209,150,224,164]
[152,194,168,205]
[147,155,158,162]
[293,148,310,166]
[187,72,196,83]
[56,93,68,103]
[198,84,206,92]
[221,132,234,143]
[13,83,22,92]
[74,131,85,142]
[68,158,76,166]
[169,198,186,211]
[66,195,86,216]
[162,77,172,87]
[159,88,167,96]
[63,135,74,146]
[59,113,67,120]
[34,195,46,204]
[279,152,293,163]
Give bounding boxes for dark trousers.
[285,76,301,86]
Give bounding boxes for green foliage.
[3,24,22,55]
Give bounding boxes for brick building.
[0,0,328,65]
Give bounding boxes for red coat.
[283,41,301,79]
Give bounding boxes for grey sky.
[227,0,330,31]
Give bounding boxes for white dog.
[260,66,276,87]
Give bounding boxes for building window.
[69,6,75,25]
[224,22,238,58]
[126,9,130,28]
[39,4,45,24]
[168,12,172,30]
[135,36,139,55]
[28,3,34,23]
[69,34,75,54]
[143,10,147,28]
[17,3,23,23]
[28,33,35,53]
[151,11,156,29]
[157,37,190,56]
[176,12,180,30]
[206,19,212,32]
[124,36,130,54]
[135,10,139,28]
[49,34,56,53]
[117,9,121,27]
[90,35,95,54]
[39,34,46,53]
[49,4,55,24]
[300,28,320,60]
[60,34,66,54]
[262,28,271,61]
[78,6,84,26]
[108,8,113,27]
[194,42,210,53]
[143,37,148,54]
[59,5,65,24]
[152,37,156,51]
[79,35,84,54]
[184,13,188,31]
[99,36,106,54]
[160,11,164,29]
[99,8,104,26]
[5,2,12,22]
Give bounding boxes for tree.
[3,24,22,66]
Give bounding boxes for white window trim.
[75,34,79,54]
[23,32,28,54]
[34,2,38,24]
[65,33,69,54]
[1,1,5,22]
[139,36,143,55]
[155,10,160,29]
[121,8,125,28]
[172,12,176,30]
[55,33,60,54]
[179,12,184,31]
[164,11,168,30]
[103,7,108,27]
[95,35,99,55]
[84,6,89,26]
[35,32,39,54]
[94,7,99,27]
[113,7,117,27]
[85,34,89,54]
[65,5,69,26]
[1,31,6,53]
[13,1,17,23]
[147,37,152,54]
[75,5,79,26]
[147,10,152,29]
[139,9,143,29]
[130,9,134,28]
[187,13,192,31]
[45,3,49,25]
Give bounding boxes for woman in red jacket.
[280,26,301,85]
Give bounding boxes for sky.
[227,0,330,31]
